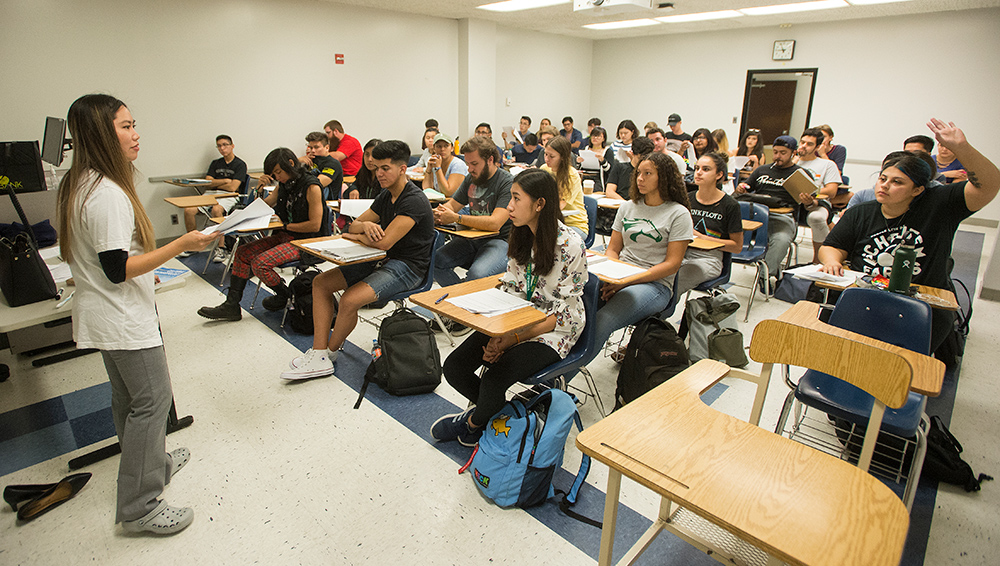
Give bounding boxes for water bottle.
[453,136,460,156]
[370,339,381,361]
[887,243,917,294]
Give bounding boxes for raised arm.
[928,119,1000,212]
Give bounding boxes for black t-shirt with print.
[823,182,972,289]
[687,190,742,241]
[370,181,435,277]
[452,168,514,239]
[207,156,248,192]
[745,163,802,207]
[310,154,344,198]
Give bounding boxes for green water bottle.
[887,243,916,293]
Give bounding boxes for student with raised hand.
[540,136,589,240]
[676,153,743,295]
[820,119,999,351]
[57,94,220,535]
[304,131,344,201]
[422,132,468,198]
[198,148,326,319]
[345,138,383,199]
[430,169,587,446]
[282,140,435,380]
[579,152,692,368]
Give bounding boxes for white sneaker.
[280,348,335,380]
[289,348,339,369]
[212,248,228,263]
[177,251,194,258]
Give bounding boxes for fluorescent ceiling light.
[847,0,914,4]
[583,18,661,30]
[477,0,570,12]
[656,10,744,23]
[740,0,848,16]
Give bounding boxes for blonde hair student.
[540,135,589,239]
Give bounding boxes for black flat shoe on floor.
[15,472,92,522]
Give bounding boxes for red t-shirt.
[336,134,363,176]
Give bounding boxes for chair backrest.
[241,175,256,206]
[564,273,601,360]
[320,203,333,237]
[829,288,932,355]
[386,231,442,302]
[583,195,598,249]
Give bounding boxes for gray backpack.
[680,294,748,367]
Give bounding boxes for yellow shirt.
[540,165,588,233]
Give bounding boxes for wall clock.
[773,40,795,61]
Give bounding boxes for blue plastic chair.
[583,195,598,249]
[519,273,606,417]
[732,201,769,322]
[775,288,932,510]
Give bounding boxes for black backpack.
[354,307,441,408]
[614,317,690,410]
[285,271,336,335]
[924,415,992,492]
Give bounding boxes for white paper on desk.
[301,239,383,261]
[508,166,526,177]
[423,188,446,201]
[201,198,273,235]
[578,150,600,171]
[597,197,622,207]
[47,262,72,282]
[446,288,533,317]
[784,264,865,287]
[585,251,609,266]
[339,199,374,218]
[40,246,62,260]
[588,260,646,281]
[562,208,586,217]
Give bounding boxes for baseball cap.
[773,135,797,149]
[432,133,454,146]
[667,113,681,125]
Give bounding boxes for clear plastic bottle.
[370,339,382,361]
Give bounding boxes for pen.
[55,287,65,300]
[56,290,75,308]
[435,293,449,304]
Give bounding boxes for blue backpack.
[464,389,591,510]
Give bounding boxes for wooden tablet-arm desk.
[577,300,944,566]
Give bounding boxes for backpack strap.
[556,410,602,528]
[353,360,377,409]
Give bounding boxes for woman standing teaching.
[57,94,218,534]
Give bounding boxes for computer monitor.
[42,116,69,167]
[0,141,48,193]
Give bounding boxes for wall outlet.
[170,214,179,225]
[733,116,738,124]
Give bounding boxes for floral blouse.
[499,223,588,358]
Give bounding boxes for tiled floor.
[1,227,997,564]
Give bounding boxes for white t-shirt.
[68,173,161,350]
[796,157,842,188]
[613,199,694,287]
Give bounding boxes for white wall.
[591,7,1000,223]
[494,26,593,138]
[1,0,460,239]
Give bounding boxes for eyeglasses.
[216,142,232,148]
[746,129,761,135]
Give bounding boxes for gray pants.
[101,347,175,523]
[765,212,797,278]
[676,253,723,297]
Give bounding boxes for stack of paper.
[784,264,865,287]
[587,260,646,281]
[201,198,275,235]
[596,197,622,207]
[301,239,384,262]
[446,288,533,317]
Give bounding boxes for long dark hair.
[508,169,563,276]
[353,138,382,195]
[58,94,154,262]
[737,129,764,161]
[691,128,718,158]
[631,152,690,208]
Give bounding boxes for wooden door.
[744,80,797,145]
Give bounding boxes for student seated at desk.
[735,128,765,179]
[502,115,532,151]
[344,138,383,200]
[579,152,692,368]
[540,136,589,240]
[576,126,614,193]
[611,119,639,157]
[325,120,363,176]
[676,154,743,296]
[433,136,514,287]
[281,140,435,380]
[408,128,438,174]
[180,135,246,262]
[197,148,327,320]
[59,94,220,535]
[819,119,999,352]
[510,133,541,164]
[303,131,344,202]
[530,126,559,168]
[423,132,468,198]
[596,136,655,236]
[794,128,843,260]
[430,169,587,446]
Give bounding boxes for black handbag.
[0,186,58,307]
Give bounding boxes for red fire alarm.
[335,54,344,65]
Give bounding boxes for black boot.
[262,281,291,312]
[197,276,247,321]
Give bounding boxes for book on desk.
[299,239,385,263]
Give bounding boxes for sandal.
[122,500,194,535]
[169,447,191,480]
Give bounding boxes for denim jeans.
[434,237,509,287]
[581,280,673,367]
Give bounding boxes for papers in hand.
[784,264,865,287]
[201,198,274,235]
[339,198,374,218]
[578,150,600,170]
[446,288,533,318]
[300,238,384,262]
